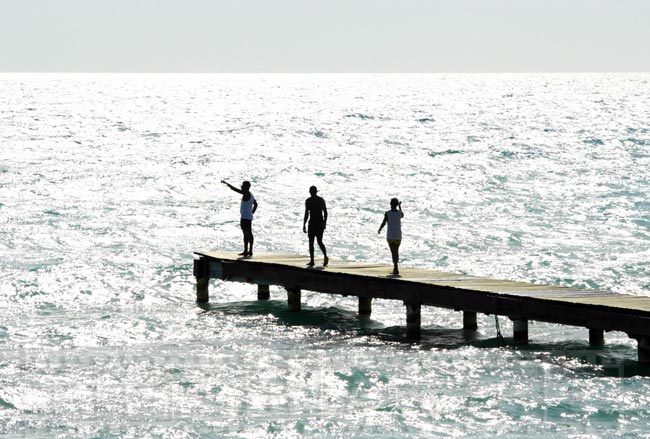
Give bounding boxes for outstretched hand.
[303,225,307,234]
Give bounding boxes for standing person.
[378,198,403,275]
[303,185,329,267]
[221,180,257,257]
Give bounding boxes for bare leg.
[388,241,400,274]
[247,230,254,256]
[317,236,328,266]
[308,235,315,265]
[239,233,247,256]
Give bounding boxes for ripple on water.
[0,73,649,438]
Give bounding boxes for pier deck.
[193,251,650,363]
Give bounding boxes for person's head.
[241,181,251,191]
[309,185,318,196]
[390,198,399,208]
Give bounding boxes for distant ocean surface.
[1,73,650,438]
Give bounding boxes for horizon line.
[2,70,650,75]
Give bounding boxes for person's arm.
[378,212,387,234]
[399,201,404,218]
[252,198,258,214]
[303,201,309,233]
[322,200,328,229]
[221,180,243,195]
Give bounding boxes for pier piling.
[194,258,210,303]
[589,328,604,346]
[257,284,270,301]
[463,311,478,330]
[638,337,650,364]
[358,297,372,316]
[513,319,528,345]
[405,302,421,339]
[287,287,301,312]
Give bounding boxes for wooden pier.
[194,251,650,364]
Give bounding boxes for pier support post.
[358,297,372,316]
[287,288,301,312]
[257,284,270,301]
[589,328,604,346]
[463,311,478,330]
[194,258,210,303]
[405,302,421,339]
[637,337,650,365]
[512,319,528,345]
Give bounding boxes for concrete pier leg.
[405,302,421,339]
[196,277,209,303]
[589,328,604,346]
[194,258,210,303]
[637,337,650,365]
[257,284,270,301]
[358,297,372,316]
[287,288,301,312]
[463,311,478,330]
[513,319,528,345]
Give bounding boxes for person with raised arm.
[378,198,404,275]
[303,185,329,267]
[221,180,258,257]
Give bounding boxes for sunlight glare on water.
[1,73,649,437]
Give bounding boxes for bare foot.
[323,256,329,267]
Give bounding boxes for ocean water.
[1,73,649,438]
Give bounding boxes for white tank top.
[240,194,255,220]
[386,210,402,240]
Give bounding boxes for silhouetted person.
[303,185,328,267]
[222,180,257,257]
[378,198,403,275]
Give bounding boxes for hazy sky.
[1,0,649,72]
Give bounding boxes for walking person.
[378,198,403,275]
[221,180,257,257]
[303,185,329,267]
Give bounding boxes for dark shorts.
[308,223,324,240]
[240,219,252,234]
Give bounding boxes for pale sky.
[1,0,649,72]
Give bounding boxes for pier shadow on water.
[198,301,650,377]
[200,300,481,349]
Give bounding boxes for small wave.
[633,219,650,229]
[335,368,388,393]
[417,117,435,123]
[0,396,16,410]
[467,135,481,143]
[313,130,327,139]
[625,138,650,146]
[384,139,407,146]
[499,150,517,159]
[584,138,604,146]
[428,149,462,158]
[345,113,375,120]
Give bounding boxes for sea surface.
[1,73,649,438]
